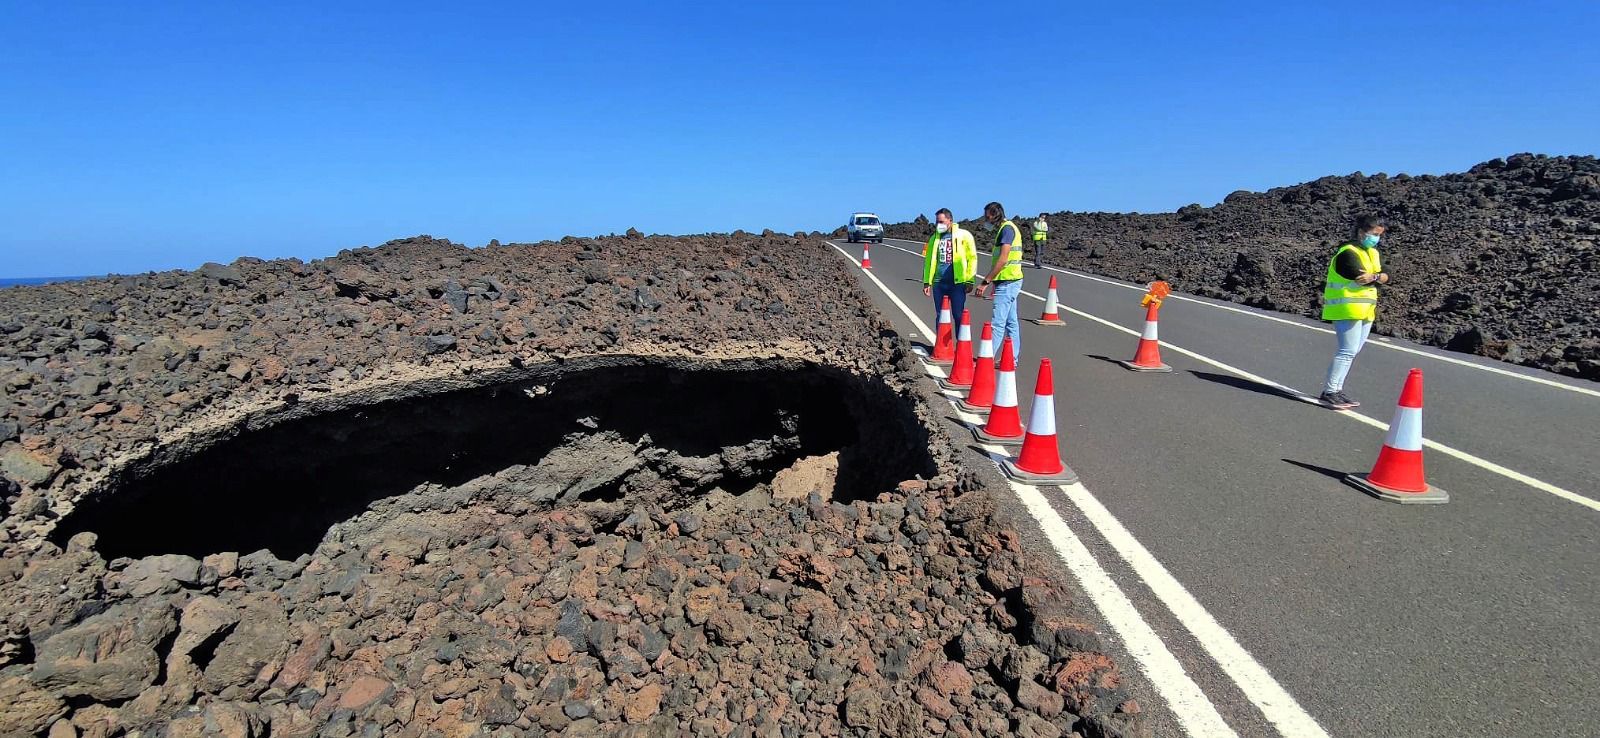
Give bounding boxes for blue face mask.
[1361,234,1381,248]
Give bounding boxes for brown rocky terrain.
[0,234,1147,737]
[882,153,1600,380]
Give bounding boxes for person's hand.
[1377,272,1390,284]
[1357,273,1378,285]
[923,285,932,297]
[964,283,974,294]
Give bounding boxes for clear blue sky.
[3,1,1597,277]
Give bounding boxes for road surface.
[830,237,1600,738]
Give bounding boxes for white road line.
[871,240,1600,512]
[879,238,1600,399]
[830,240,1317,737]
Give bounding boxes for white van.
[846,213,883,243]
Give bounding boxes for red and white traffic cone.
[941,310,976,390]
[1345,369,1449,504]
[930,296,955,365]
[1002,358,1078,485]
[958,322,997,413]
[1031,275,1066,326]
[972,337,1023,446]
[861,241,872,269]
[1119,302,1172,373]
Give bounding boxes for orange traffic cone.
[1119,302,1172,373]
[861,242,872,269]
[941,310,976,390]
[1002,358,1078,485]
[972,337,1023,446]
[1345,369,1449,504]
[930,296,955,365]
[958,322,997,413]
[1031,275,1066,326]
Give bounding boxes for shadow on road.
[1189,370,1306,402]
[1282,458,1348,482]
[1085,354,1127,367]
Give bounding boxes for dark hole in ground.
[55,360,934,560]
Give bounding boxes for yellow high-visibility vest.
[1321,244,1381,321]
[993,220,1024,281]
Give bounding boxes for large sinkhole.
[54,358,936,561]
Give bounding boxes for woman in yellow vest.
[1319,214,1390,409]
[922,208,978,330]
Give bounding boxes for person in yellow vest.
[1031,213,1049,268]
[922,208,978,331]
[1319,214,1390,409]
[976,201,1025,360]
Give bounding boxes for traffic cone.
[1031,275,1066,326]
[1345,369,1449,504]
[941,310,976,390]
[1002,358,1078,485]
[930,296,955,365]
[861,242,872,269]
[972,337,1023,446]
[957,323,997,413]
[1118,302,1173,373]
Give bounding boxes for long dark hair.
[985,202,1005,220]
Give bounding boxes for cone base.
[1119,360,1173,373]
[1344,473,1450,505]
[1030,317,1066,326]
[1001,458,1079,486]
[939,377,973,391]
[971,423,1024,446]
[956,398,993,414]
[927,356,954,367]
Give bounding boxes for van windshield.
[854,216,879,226]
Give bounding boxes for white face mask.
[936,222,950,233]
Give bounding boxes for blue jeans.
[991,279,1022,360]
[932,279,967,338]
[1322,319,1372,393]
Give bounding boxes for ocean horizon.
[0,276,91,288]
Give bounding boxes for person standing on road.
[922,208,977,332]
[976,202,1025,360]
[1031,213,1049,268]
[1319,214,1390,409]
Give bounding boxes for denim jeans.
[991,279,1022,360]
[1322,319,1373,393]
[932,278,967,339]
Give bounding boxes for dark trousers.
[932,278,967,333]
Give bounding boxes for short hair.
[985,202,1005,219]
[935,208,953,220]
[1353,214,1386,239]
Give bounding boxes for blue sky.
[2,1,1597,277]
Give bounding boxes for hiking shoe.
[1319,391,1358,409]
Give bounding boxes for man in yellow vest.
[922,208,978,331]
[1031,213,1049,268]
[1319,214,1390,409]
[976,201,1025,360]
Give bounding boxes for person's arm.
[922,236,935,295]
[1331,248,1369,281]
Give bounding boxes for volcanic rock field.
[0,234,1143,737]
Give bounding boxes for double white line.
[827,241,1328,738]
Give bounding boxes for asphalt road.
[831,237,1600,738]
